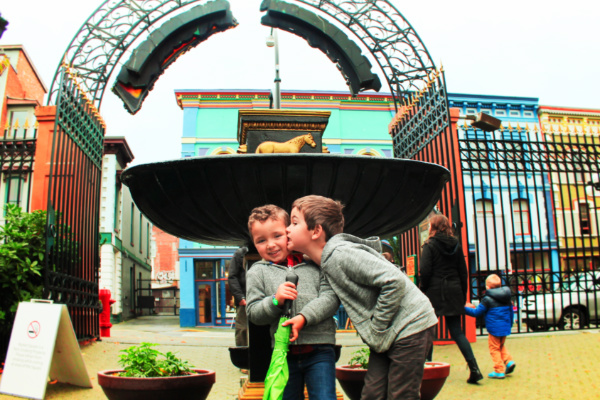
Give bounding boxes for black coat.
[419,234,468,317]
[228,246,248,306]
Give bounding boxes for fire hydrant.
[99,288,116,337]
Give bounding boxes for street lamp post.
[266,28,281,109]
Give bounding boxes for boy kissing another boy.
[286,195,438,400]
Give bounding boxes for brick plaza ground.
[1,316,599,399]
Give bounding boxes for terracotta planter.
[336,362,450,400]
[97,369,216,400]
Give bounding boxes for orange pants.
[488,335,512,373]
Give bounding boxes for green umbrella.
[263,316,291,400]
[263,272,298,400]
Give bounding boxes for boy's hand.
[275,281,297,306]
[465,302,475,308]
[281,314,306,342]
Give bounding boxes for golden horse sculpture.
[255,133,317,153]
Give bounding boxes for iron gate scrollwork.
[44,67,105,340]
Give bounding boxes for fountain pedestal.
[120,109,450,398]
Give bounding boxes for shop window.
[195,260,216,279]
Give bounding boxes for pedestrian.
[245,204,340,400]
[228,245,249,347]
[465,274,515,379]
[419,213,483,384]
[381,239,406,274]
[286,195,437,400]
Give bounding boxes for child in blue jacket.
[465,274,515,379]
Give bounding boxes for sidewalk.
[2,316,599,399]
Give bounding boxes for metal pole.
[273,28,281,109]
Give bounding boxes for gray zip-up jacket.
[322,234,438,353]
[246,259,340,347]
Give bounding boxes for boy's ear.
[311,224,325,241]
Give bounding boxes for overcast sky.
[2,0,599,166]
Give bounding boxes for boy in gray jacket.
[286,195,438,400]
[246,205,340,400]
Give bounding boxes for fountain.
[121,109,450,396]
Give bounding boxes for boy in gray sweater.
[286,195,438,400]
[246,205,340,400]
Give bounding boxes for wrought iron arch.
[48,0,440,112]
[47,0,205,108]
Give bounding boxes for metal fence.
[460,124,600,333]
[43,67,105,341]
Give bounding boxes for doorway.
[197,282,215,325]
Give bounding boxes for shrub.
[0,205,46,333]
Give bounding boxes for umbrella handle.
[283,272,298,317]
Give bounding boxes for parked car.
[522,272,600,331]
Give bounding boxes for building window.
[509,110,520,117]
[139,212,143,252]
[580,203,591,235]
[113,185,120,232]
[495,110,507,116]
[523,111,534,118]
[476,199,494,215]
[4,176,25,209]
[130,203,135,246]
[146,222,150,256]
[512,199,531,235]
[466,108,477,115]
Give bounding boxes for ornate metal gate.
[460,123,600,333]
[44,67,105,340]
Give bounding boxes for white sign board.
[0,301,92,399]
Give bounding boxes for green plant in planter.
[348,347,370,369]
[118,342,194,377]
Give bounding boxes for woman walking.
[420,214,483,384]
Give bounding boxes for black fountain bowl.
[120,153,450,246]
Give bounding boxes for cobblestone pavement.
[1,316,599,399]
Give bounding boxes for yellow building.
[539,106,600,273]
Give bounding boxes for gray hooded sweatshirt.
[246,259,340,347]
[321,233,438,353]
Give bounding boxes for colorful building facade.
[451,94,558,296]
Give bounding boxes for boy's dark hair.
[291,195,344,241]
[248,204,290,237]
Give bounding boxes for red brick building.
[152,226,180,285]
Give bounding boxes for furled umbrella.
[263,272,298,400]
